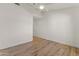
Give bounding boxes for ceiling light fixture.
[39,5,44,10]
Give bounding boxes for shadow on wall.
[33,12,75,47]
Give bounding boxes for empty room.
[0,3,79,56]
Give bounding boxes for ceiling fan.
[32,3,48,14]
[14,3,48,14]
[14,3,20,6]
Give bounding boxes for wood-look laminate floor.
[0,36,79,56]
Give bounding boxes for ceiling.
[19,3,79,17]
[23,3,79,11]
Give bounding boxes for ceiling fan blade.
[14,3,20,6]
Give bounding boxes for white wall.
[0,4,33,49]
[73,8,79,48]
[33,7,79,48]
